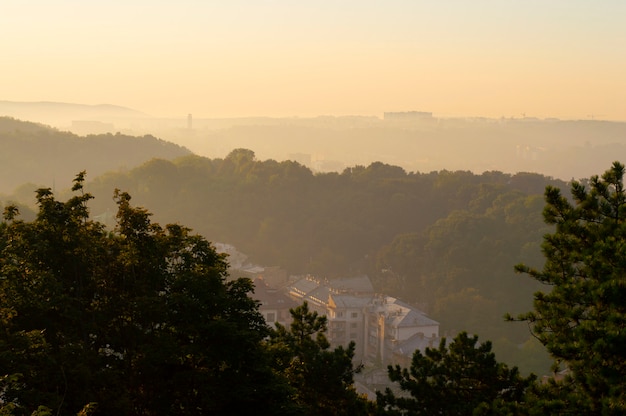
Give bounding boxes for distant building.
[253,277,298,329]
[257,266,288,288]
[287,275,326,312]
[365,295,440,365]
[214,243,251,272]
[283,275,439,364]
[383,111,433,121]
[327,294,371,359]
[389,331,442,369]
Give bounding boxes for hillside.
[1,134,570,372]
[0,117,191,194]
[71,149,571,374]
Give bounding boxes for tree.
[0,173,285,415]
[513,161,626,414]
[376,332,535,415]
[267,302,371,416]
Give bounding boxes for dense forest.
[0,148,560,374]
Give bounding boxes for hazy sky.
[2,1,626,120]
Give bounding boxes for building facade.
[284,275,440,365]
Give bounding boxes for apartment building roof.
[393,333,443,357]
[288,276,319,299]
[306,286,331,307]
[252,278,298,310]
[388,308,439,328]
[329,275,374,294]
[329,294,372,309]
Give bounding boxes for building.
[327,294,372,359]
[252,278,298,329]
[366,295,440,365]
[383,111,433,121]
[284,275,439,365]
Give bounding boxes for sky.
[2,1,626,120]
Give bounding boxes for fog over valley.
[2,100,626,186]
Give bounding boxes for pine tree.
[514,161,626,414]
[376,332,534,415]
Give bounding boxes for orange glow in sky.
[1,1,625,120]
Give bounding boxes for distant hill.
[0,100,148,127]
[0,117,191,195]
[138,114,626,181]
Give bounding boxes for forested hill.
[82,148,563,276]
[0,117,191,194]
[49,148,566,373]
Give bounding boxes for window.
[267,312,276,322]
[337,311,344,318]
[350,333,357,339]
[351,312,358,318]
[350,322,358,329]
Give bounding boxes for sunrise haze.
[2,0,625,120]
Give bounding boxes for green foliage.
[0,173,285,415]
[74,153,563,374]
[514,161,626,414]
[267,302,371,416]
[84,154,559,282]
[376,332,536,415]
[516,375,594,416]
[373,188,549,364]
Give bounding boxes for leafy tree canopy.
[0,172,286,415]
